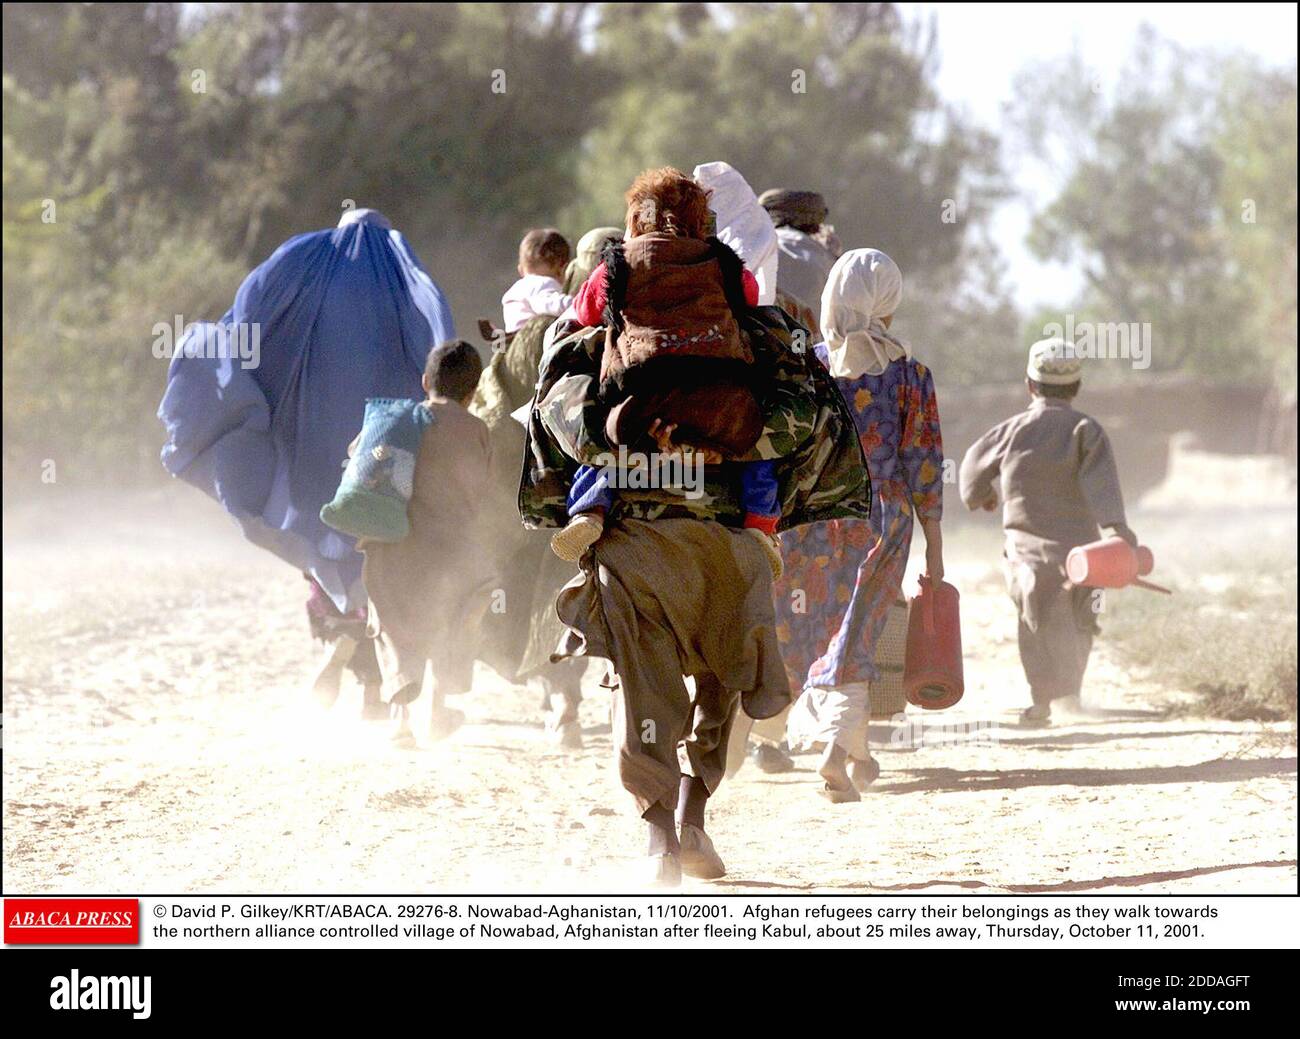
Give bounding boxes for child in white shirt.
[502,228,573,333]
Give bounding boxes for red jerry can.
[904,576,964,710]
[1065,537,1169,594]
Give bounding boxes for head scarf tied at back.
[563,226,623,295]
[158,208,455,612]
[820,248,910,379]
[692,161,779,306]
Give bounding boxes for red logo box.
[4,899,140,945]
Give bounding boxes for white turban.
[692,161,779,306]
[820,248,910,378]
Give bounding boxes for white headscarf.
[337,207,392,230]
[692,161,779,306]
[820,248,910,378]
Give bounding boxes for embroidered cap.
[1027,336,1083,385]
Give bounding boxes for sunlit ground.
[3,469,1295,895]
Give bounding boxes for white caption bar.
[134,896,1299,949]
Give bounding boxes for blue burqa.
[158,209,454,612]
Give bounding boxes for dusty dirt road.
[3,488,1295,894]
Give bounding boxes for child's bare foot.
[745,527,784,580]
[817,742,860,803]
[551,513,604,562]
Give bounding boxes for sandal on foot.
[818,782,861,804]
[551,514,604,562]
[678,823,727,880]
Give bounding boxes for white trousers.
[785,681,872,759]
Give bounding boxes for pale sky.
[899,2,1299,306]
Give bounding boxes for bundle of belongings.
[319,398,435,543]
[519,304,872,532]
[597,232,764,459]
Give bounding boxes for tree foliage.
[3,4,1294,484]
[1009,28,1298,385]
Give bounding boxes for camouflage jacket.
[518,305,871,530]
[470,314,557,548]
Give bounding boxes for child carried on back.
[501,229,573,333]
[549,166,783,577]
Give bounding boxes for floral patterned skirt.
[772,480,915,691]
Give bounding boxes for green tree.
[1214,57,1299,389]
[568,2,1017,380]
[1008,29,1296,381]
[4,2,1025,484]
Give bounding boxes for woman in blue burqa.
[158,208,454,715]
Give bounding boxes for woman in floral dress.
[772,248,946,802]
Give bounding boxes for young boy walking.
[959,337,1138,726]
[360,340,498,745]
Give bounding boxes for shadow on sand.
[711,859,1298,893]
[875,756,1296,795]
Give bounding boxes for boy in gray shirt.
[959,337,1138,725]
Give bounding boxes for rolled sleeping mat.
[870,597,910,719]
